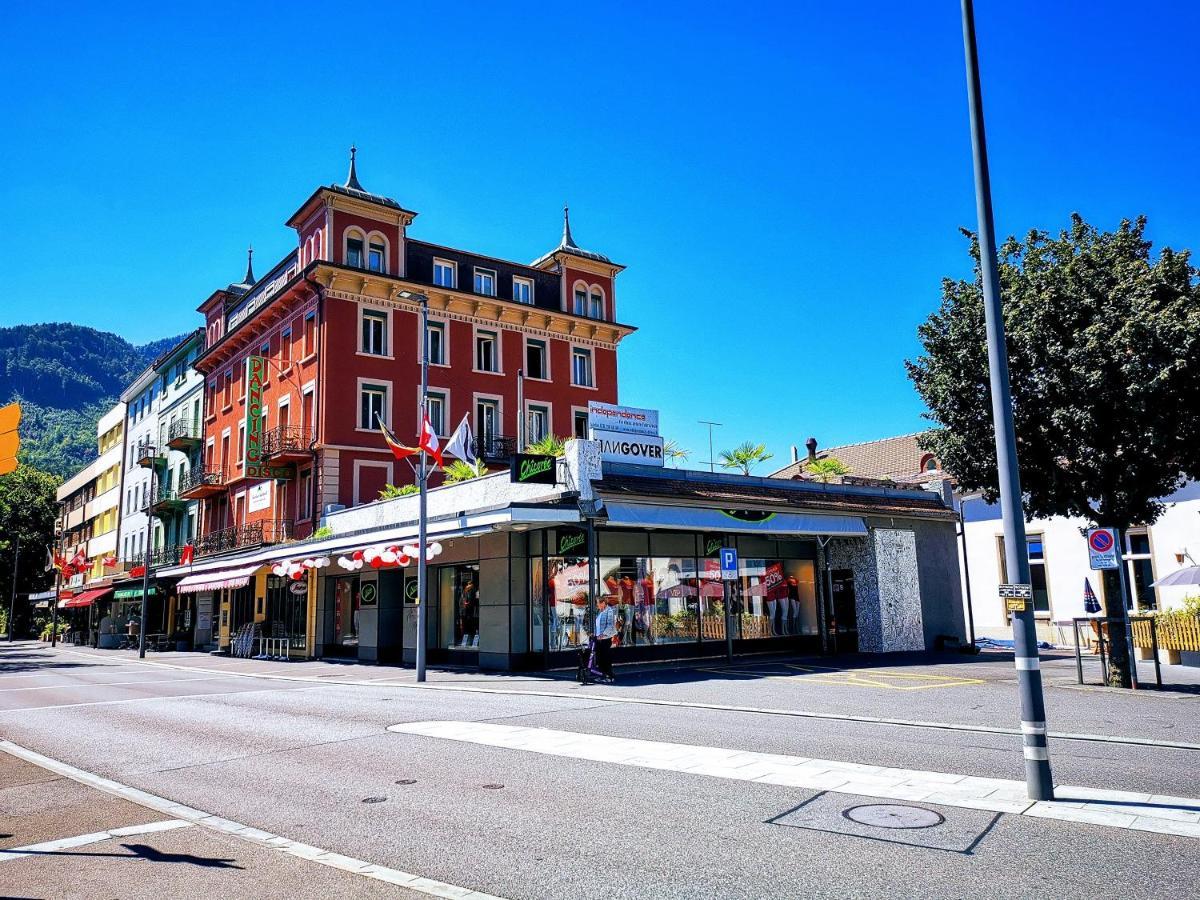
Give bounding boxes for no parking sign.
[1087,528,1119,570]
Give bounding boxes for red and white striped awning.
[176,565,263,595]
[57,587,112,609]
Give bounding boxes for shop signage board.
[554,527,588,557]
[359,581,378,607]
[404,578,419,605]
[510,453,556,485]
[587,402,659,438]
[245,464,293,480]
[592,429,665,467]
[720,548,739,581]
[248,481,271,512]
[288,580,307,596]
[702,534,724,557]
[1087,528,1119,570]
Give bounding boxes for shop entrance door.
[436,564,480,665]
[829,569,858,654]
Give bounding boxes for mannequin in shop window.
[460,578,479,648]
[635,568,656,644]
[785,576,801,635]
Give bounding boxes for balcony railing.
[261,425,315,459]
[179,467,226,497]
[135,441,165,468]
[474,434,517,462]
[195,519,293,558]
[150,484,187,515]
[167,418,203,449]
[122,546,183,569]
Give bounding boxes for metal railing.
[195,519,293,558]
[474,434,517,461]
[262,425,315,457]
[179,467,225,494]
[167,418,202,444]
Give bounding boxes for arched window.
[344,228,366,268]
[312,229,322,262]
[588,285,605,320]
[365,231,389,273]
[920,453,939,472]
[572,280,589,316]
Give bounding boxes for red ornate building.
[184,151,633,555]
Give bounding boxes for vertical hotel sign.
[245,356,265,467]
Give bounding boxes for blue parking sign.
[720,547,738,581]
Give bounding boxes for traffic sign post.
[1089,527,1138,690]
[720,548,737,663]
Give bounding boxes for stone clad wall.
[828,528,925,653]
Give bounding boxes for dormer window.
[588,287,604,319]
[573,288,587,315]
[474,268,496,297]
[347,237,364,268]
[513,276,533,304]
[433,259,456,288]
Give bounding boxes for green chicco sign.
[555,528,587,557]
[510,453,556,485]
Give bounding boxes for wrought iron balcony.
[195,519,293,558]
[474,434,517,462]
[124,546,184,569]
[149,485,187,517]
[166,418,203,450]
[178,467,226,499]
[135,441,165,468]
[261,425,315,461]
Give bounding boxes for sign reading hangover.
[592,429,665,467]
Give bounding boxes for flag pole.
[416,292,430,683]
[7,534,18,642]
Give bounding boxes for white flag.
[443,413,476,466]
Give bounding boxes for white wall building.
[961,482,1200,643]
[118,364,162,567]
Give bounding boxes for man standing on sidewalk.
[593,596,618,683]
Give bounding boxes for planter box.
[1133,616,1200,653]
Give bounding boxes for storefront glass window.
[265,575,309,649]
[649,557,700,645]
[442,564,480,650]
[547,556,591,650]
[735,559,818,639]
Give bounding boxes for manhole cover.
[395,779,417,785]
[481,784,504,790]
[361,796,387,804]
[843,804,943,830]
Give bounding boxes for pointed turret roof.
[531,205,616,267]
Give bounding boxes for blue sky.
[3,2,1198,469]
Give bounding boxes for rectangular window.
[361,309,388,356]
[476,398,499,444]
[280,327,291,365]
[368,242,385,272]
[427,391,447,437]
[574,410,589,439]
[1125,530,1157,611]
[223,371,232,408]
[237,424,245,465]
[526,404,549,443]
[475,330,499,373]
[304,313,317,356]
[525,339,547,379]
[474,268,496,297]
[347,237,364,268]
[427,321,447,365]
[360,383,388,430]
[513,276,533,304]
[299,468,313,520]
[573,289,587,315]
[433,259,456,289]
[571,347,593,387]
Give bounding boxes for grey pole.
[7,533,17,642]
[1113,530,1139,690]
[961,0,1053,800]
[699,421,721,474]
[416,293,429,683]
[50,558,61,647]
[958,498,977,645]
[517,369,526,451]
[139,459,156,659]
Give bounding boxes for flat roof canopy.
[602,502,867,537]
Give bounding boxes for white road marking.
[387,720,1200,839]
[0,739,506,899]
[0,676,228,692]
[0,684,327,713]
[0,819,192,862]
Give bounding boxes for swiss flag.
[419,414,444,468]
[102,555,117,569]
[69,550,86,569]
[129,564,146,578]
[181,543,195,566]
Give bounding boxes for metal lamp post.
[7,534,17,642]
[400,290,431,683]
[960,0,1054,800]
[139,455,158,659]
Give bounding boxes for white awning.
[603,502,868,537]
[177,564,264,594]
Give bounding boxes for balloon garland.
[271,542,443,578]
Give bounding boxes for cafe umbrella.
[1083,578,1102,614]
[1151,565,1200,588]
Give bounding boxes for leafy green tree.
[805,457,850,483]
[0,464,61,638]
[663,440,690,467]
[907,214,1200,687]
[718,442,774,476]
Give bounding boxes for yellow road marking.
[699,664,984,691]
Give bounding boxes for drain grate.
[844,804,944,830]
[769,793,998,854]
[395,779,417,785]
[361,796,387,804]
[481,784,504,790]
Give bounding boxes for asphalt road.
[2,642,1198,899]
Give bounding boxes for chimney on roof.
[790,445,799,464]
[806,437,818,463]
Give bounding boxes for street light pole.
[415,293,430,683]
[960,0,1053,800]
[139,459,156,659]
[7,533,17,642]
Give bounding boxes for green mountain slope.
[0,323,186,479]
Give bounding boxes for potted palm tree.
[718,442,774,476]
